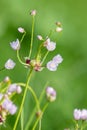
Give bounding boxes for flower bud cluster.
[74,108,87,120]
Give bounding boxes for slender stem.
[17,32,28,66]
[41,51,49,65]
[17,50,27,66]
[21,108,24,130]
[13,69,33,130]
[39,119,41,130]
[29,16,35,58]
[32,102,49,130]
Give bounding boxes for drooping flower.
[44,38,56,51]
[5,59,16,70]
[9,104,17,115]
[16,86,22,94]
[80,109,87,120]
[37,35,43,40]
[7,84,17,93]
[46,86,56,102]
[47,60,57,71]
[18,27,25,33]
[73,109,81,120]
[2,99,17,115]
[53,54,63,65]
[10,39,20,50]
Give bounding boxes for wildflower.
[80,109,87,120]
[30,10,36,16]
[10,39,20,50]
[4,76,10,82]
[5,59,16,70]
[56,27,63,32]
[18,27,25,33]
[46,86,56,102]
[47,60,57,71]
[73,109,81,120]
[9,104,17,115]
[53,54,63,65]
[7,84,17,93]
[16,86,22,94]
[37,35,43,40]
[44,38,56,51]
[2,99,17,115]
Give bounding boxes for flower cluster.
[0,9,63,129]
[74,108,87,120]
[0,77,22,125]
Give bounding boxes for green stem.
[32,102,49,130]
[17,32,28,66]
[41,51,49,65]
[39,119,41,130]
[29,16,35,58]
[13,69,33,130]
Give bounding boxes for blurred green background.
[0,0,87,130]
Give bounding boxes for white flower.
[53,54,63,65]
[47,60,57,71]
[10,39,20,50]
[56,27,63,32]
[5,59,16,70]
[9,104,17,115]
[7,84,17,93]
[2,99,13,111]
[16,86,22,94]
[73,109,81,120]
[37,35,43,40]
[18,27,25,33]
[80,109,87,120]
[44,38,56,51]
[46,86,56,102]
[2,99,17,115]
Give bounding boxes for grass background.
[0,0,87,129]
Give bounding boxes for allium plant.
[0,9,63,130]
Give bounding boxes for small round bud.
[36,110,42,118]
[46,87,56,102]
[16,86,22,94]
[37,35,43,40]
[18,27,25,33]
[56,22,62,26]
[4,76,10,83]
[30,10,37,16]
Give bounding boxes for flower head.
[80,109,87,120]
[53,54,63,65]
[2,98,17,115]
[44,38,56,51]
[5,59,16,70]
[10,39,20,50]
[47,60,57,71]
[18,27,25,33]
[73,109,81,120]
[46,86,56,102]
